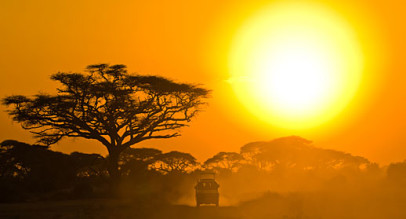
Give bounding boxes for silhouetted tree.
[0,140,76,193]
[240,141,269,170]
[70,152,107,177]
[153,151,197,174]
[387,161,406,184]
[252,136,314,172]
[240,136,371,173]
[204,152,244,172]
[2,64,209,182]
[0,140,47,180]
[119,148,162,177]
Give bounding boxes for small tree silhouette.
[153,151,197,174]
[2,64,209,183]
[119,148,162,177]
[204,152,244,172]
[0,140,78,192]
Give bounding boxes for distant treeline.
[1,136,406,204]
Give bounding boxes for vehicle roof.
[199,178,217,182]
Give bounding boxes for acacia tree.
[119,148,162,176]
[2,64,209,181]
[204,152,244,172]
[153,151,197,174]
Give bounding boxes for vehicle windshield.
[196,180,218,190]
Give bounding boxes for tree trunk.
[107,149,121,195]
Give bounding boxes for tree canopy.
[204,152,244,172]
[153,151,197,174]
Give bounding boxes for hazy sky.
[1,0,405,165]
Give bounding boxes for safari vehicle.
[195,172,219,207]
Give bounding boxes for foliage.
[0,140,109,202]
[204,152,244,172]
[240,136,371,173]
[0,140,74,186]
[2,64,209,179]
[119,147,162,177]
[153,151,197,174]
[387,161,406,184]
[0,136,390,203]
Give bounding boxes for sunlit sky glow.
[1,0,405,164]
[229,3,363,129]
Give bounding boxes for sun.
[229,2,364,130]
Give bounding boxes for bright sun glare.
[229,2,364,130]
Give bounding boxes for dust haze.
[2,136,406,218]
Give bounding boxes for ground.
[0,200,239,219]
[1,191,406,219]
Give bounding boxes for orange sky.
[1,0,405,165]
